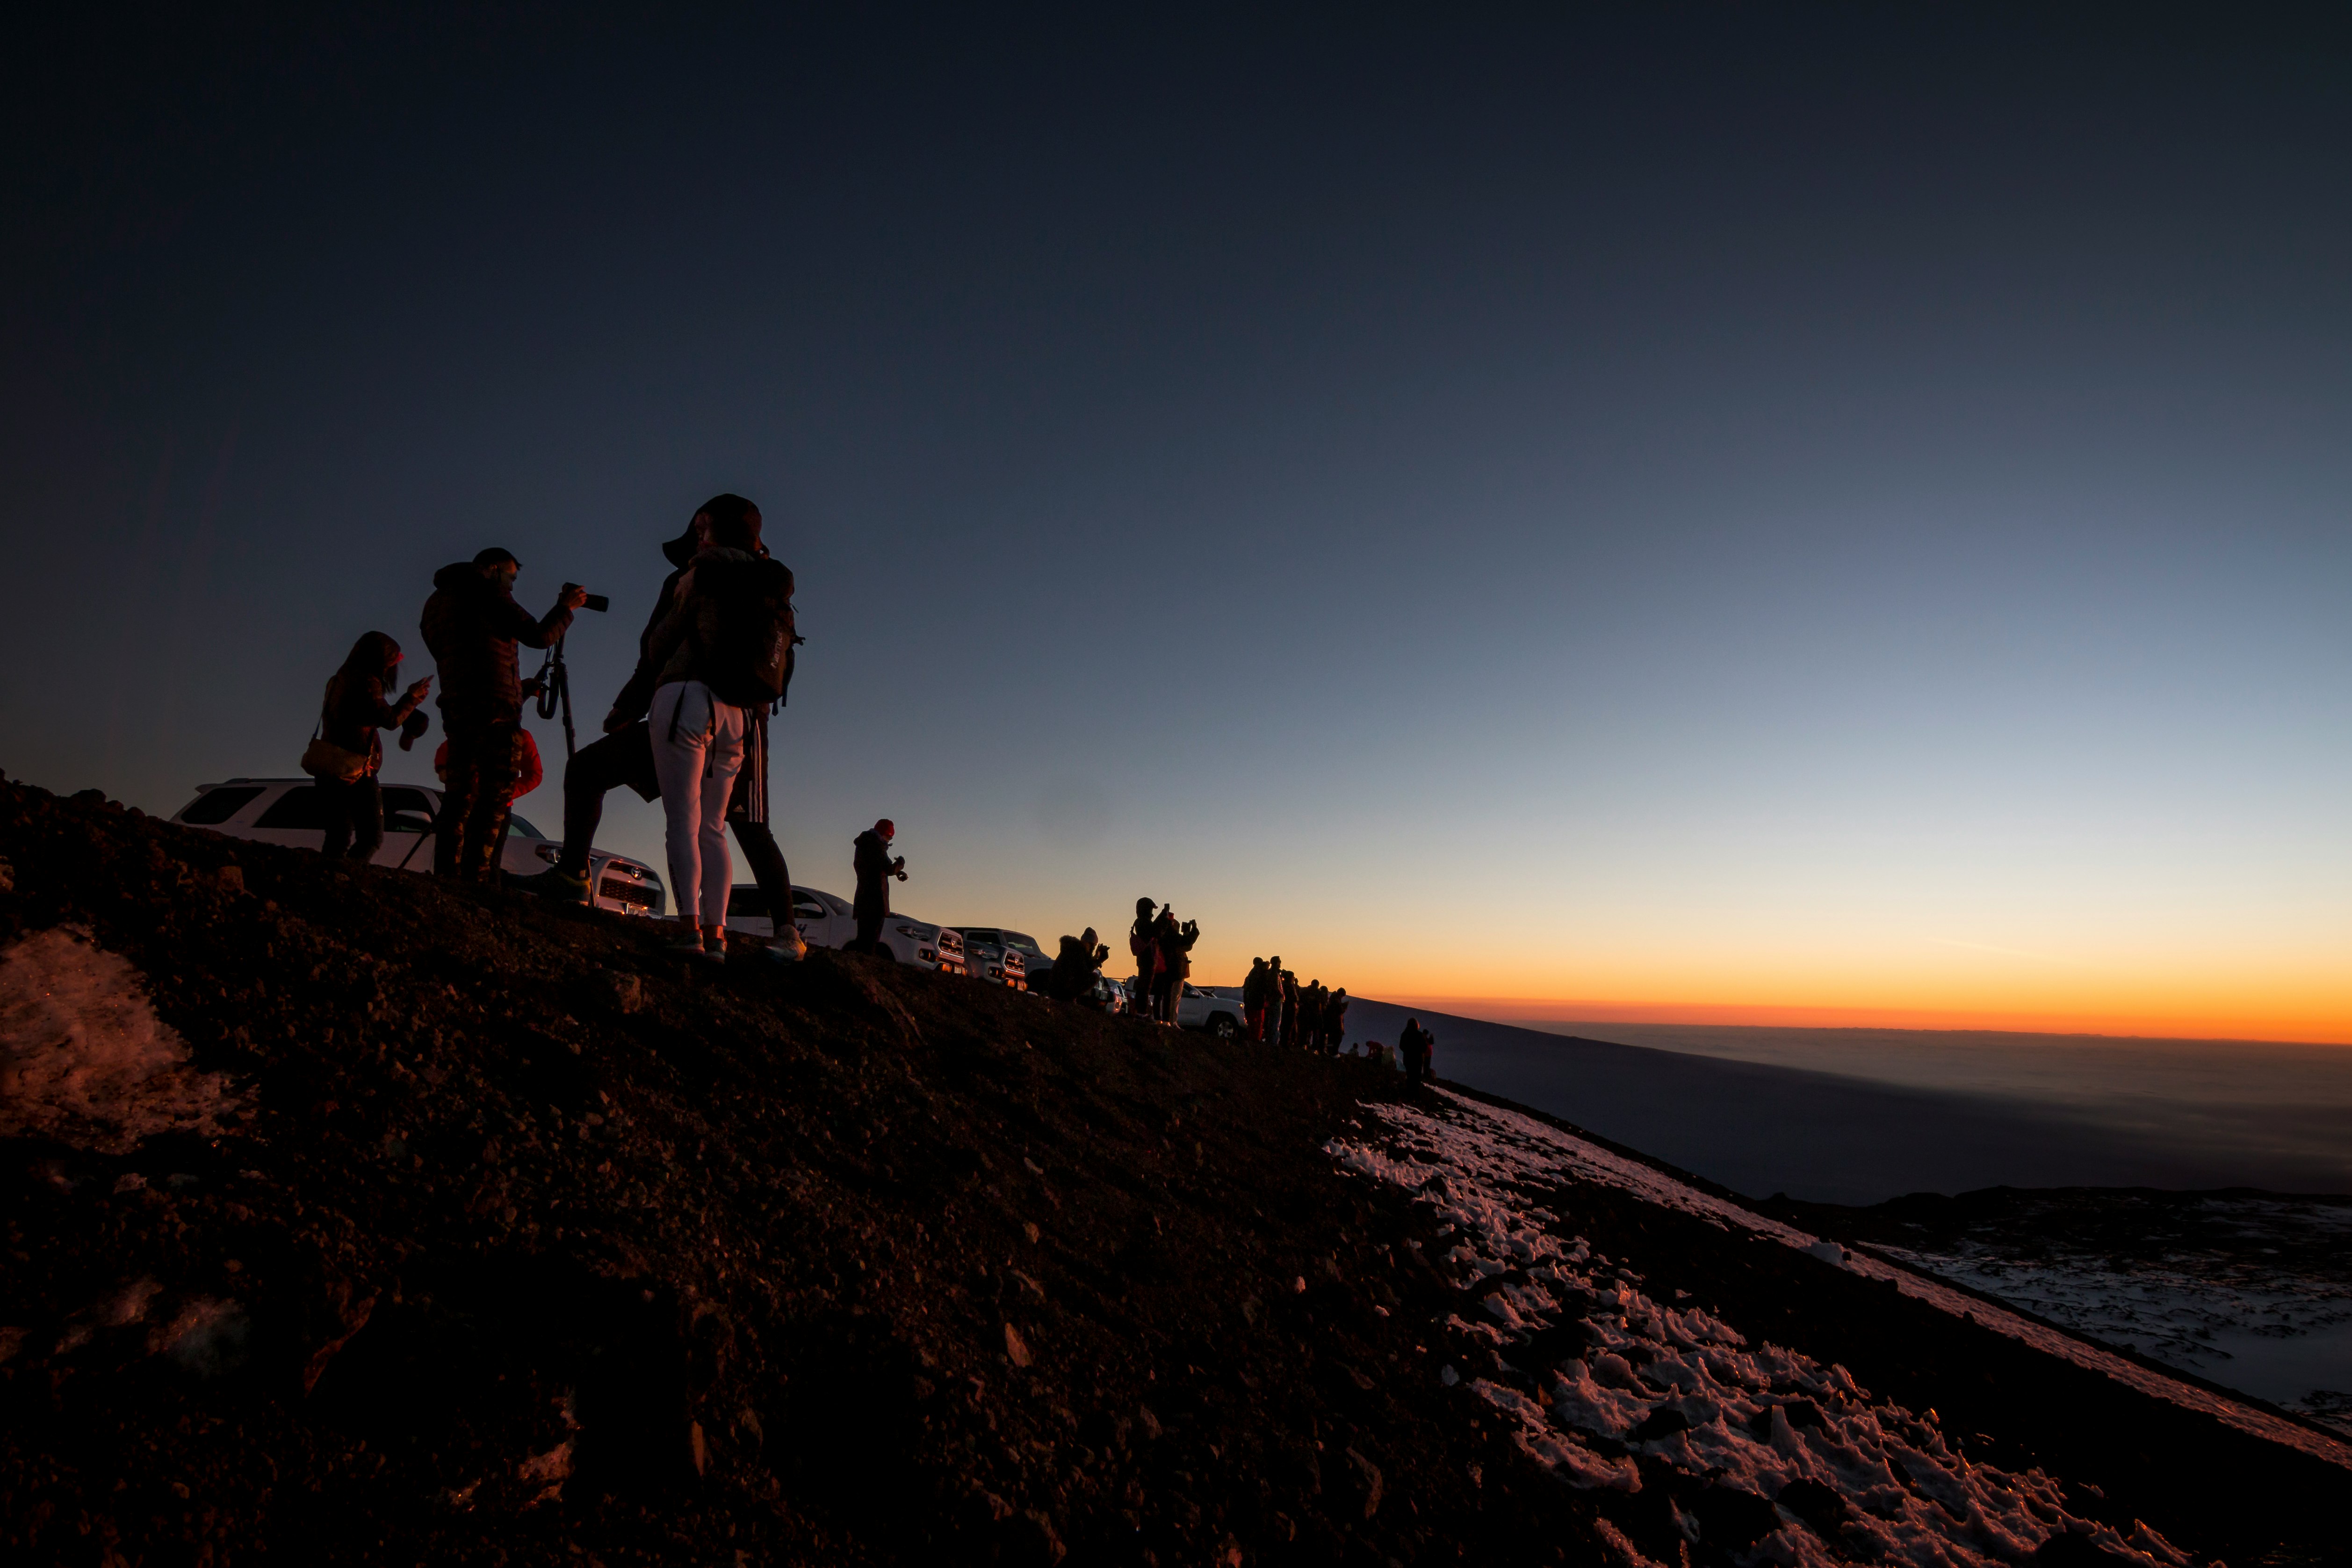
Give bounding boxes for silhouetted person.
[608,503,794,960]
[420,549,584,882]
[1242,957,1273,1042]
[1128,898,1161,1016]
[851,818,906,954]
[546,516,701,899]
[547,497,801,957]
[1049,927,1111,1003]
[1264,955,1285,1047]
[1400,1017,1432,1087]
[311,632,431,862]
[1279,968,1300,1049]
[1327,987,1350,1053]
[1151,906,1198,1024]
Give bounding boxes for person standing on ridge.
[1129,898,1161,1017]
[311,631,431,863]
[420,549,585,882]
[851,818,906,954]
[1264,955,1286,1048]
[1326,987,1350,1055]
[607,502,794,961]
[1400,1017,1432,1087]
[1152,904,1198,1025]
[1242,957,1272,1043]
[545,497,802,959]
[1279,967,1300,1050]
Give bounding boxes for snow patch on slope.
[0,926,238,1152]
[1332,1091,2232,1565]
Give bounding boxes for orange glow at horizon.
[1188,924,2352,1047]
[1365,993,2352,1047]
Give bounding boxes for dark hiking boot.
[531,864,593,904]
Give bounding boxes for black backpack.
[698,556,798,708]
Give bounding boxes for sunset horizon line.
[1356,994,2352,1049]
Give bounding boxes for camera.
[565,584,609,613]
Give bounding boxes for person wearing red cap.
[851,817,906,954]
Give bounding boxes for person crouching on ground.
[606,504,794,961]
[851,819,906,953]
[420,549,585,882]
[1049,927,1111,1003]
[312,632,431,862]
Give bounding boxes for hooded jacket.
[419,563,575,728]
[1049,934,1108,1002]
[852,828,896,920]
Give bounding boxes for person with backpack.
[607,504,795,961]
[548,498,804,959]
[419,549,585,883]
[851,819,906,953]
[308,632,431,862]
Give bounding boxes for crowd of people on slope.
[304,494,807,964]
[299,491,1439,1079]
[1238,956,1349,1053]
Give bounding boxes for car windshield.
[507,814,544,838]
[177,785,264,825]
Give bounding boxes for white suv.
[1124,983,1241,1043]
[722,884,966,973]
[170,777,666,916]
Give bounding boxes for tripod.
[531,634,577,761]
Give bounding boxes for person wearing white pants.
[649,678,746,958]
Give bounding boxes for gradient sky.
[5,6,2348,1041]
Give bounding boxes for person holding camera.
[419,548,585,883]
[850,818,907,953]
[306,631,431,862]
[1149,904,1199,1025]
[606,503,794,960]
[1047,927,1112,1003]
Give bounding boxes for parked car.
[1177,983,1243,1038]
[170,776,665,916]
[723,884,965,973]
[952,928,1049,991]
[951,928,1028,989]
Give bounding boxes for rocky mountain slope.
[0,780,2345,1565]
